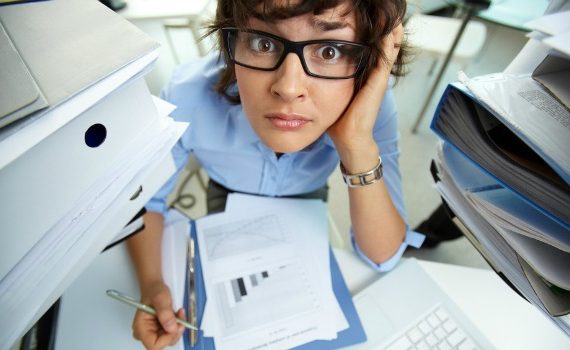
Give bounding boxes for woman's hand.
[327,23,404,168]
[132,281,186,350]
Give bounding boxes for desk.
[54,243,569,349]
[410,0,549,133]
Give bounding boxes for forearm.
[127,212,166,293]
[340,146,406,264]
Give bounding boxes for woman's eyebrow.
[312,17,350,31]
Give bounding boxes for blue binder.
[184,221,367,349]
[430,83,570,230]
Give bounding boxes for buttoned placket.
[256,142,293,197]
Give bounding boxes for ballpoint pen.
[188,237,198,346]
[106,289,198,331]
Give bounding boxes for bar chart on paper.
[214,263,319,335]
[203,214,288,260]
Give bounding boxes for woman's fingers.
[131,283,185,350]
[152,290,178,333]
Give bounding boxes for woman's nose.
[270,53,308,102]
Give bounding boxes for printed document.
[195,195,347,350]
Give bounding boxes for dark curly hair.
[204,0,410,104]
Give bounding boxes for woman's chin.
[263,138,313,154]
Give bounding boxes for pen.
[106,289,198,331]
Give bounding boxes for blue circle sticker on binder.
[85,123,107,148]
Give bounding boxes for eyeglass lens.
[227,30,366,78]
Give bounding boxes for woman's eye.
[318,45,341,60]
[250,36,275,52]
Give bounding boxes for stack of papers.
[0,82,187,348]
[195,194,348,349]
[428,1,570,338]
[0,1,189,347]
[433,142,570,334]
[434,79,570,227]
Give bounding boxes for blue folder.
[430,83,570,230]
[440,142,570,251]
[184,221,367,350]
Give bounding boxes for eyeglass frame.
[221,27,371,80]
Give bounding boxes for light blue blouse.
[146,54,424,272]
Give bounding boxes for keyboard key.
[426,334,439,346]
[416,340,429,350]
[407,328,423,343]
[434,326,446,340]
[458,339,478,350]
[442,319,457,333]
[385,335,412,350]
[418,320,432,334]
[447,329,467,347]
[435,307,449,321]
[427,314,440,328]
[385,304,483,350]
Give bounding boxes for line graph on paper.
[202,214,288,260]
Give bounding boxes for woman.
[127,0,423,348]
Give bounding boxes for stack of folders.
[429,5,570,337]
[191,193,366,350]
[0,0,187,348]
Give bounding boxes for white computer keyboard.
[384,304,479,350]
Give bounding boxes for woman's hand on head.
[327,22,404,161]
[132,281,186,350]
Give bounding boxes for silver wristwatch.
[340,156,383,188]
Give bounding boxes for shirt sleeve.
[349,87,425,272]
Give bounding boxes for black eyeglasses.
[221,28,370,79]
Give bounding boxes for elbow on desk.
[364,246,400,266]
[356,231,406,269]
[361,243,401,271]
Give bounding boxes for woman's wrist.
[336,142,379,174]
[140,279,167,301]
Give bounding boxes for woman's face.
[235,2,358,153]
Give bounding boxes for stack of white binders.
[0,0,187,348]
[429,1,570,337]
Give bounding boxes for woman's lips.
[265,113,311,130]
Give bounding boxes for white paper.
[543,31,570,56]
[504,38,550,74]
[466,189,570,289]
[196,195,347,350]
[465,188,570,253]
[162,210,190,350]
